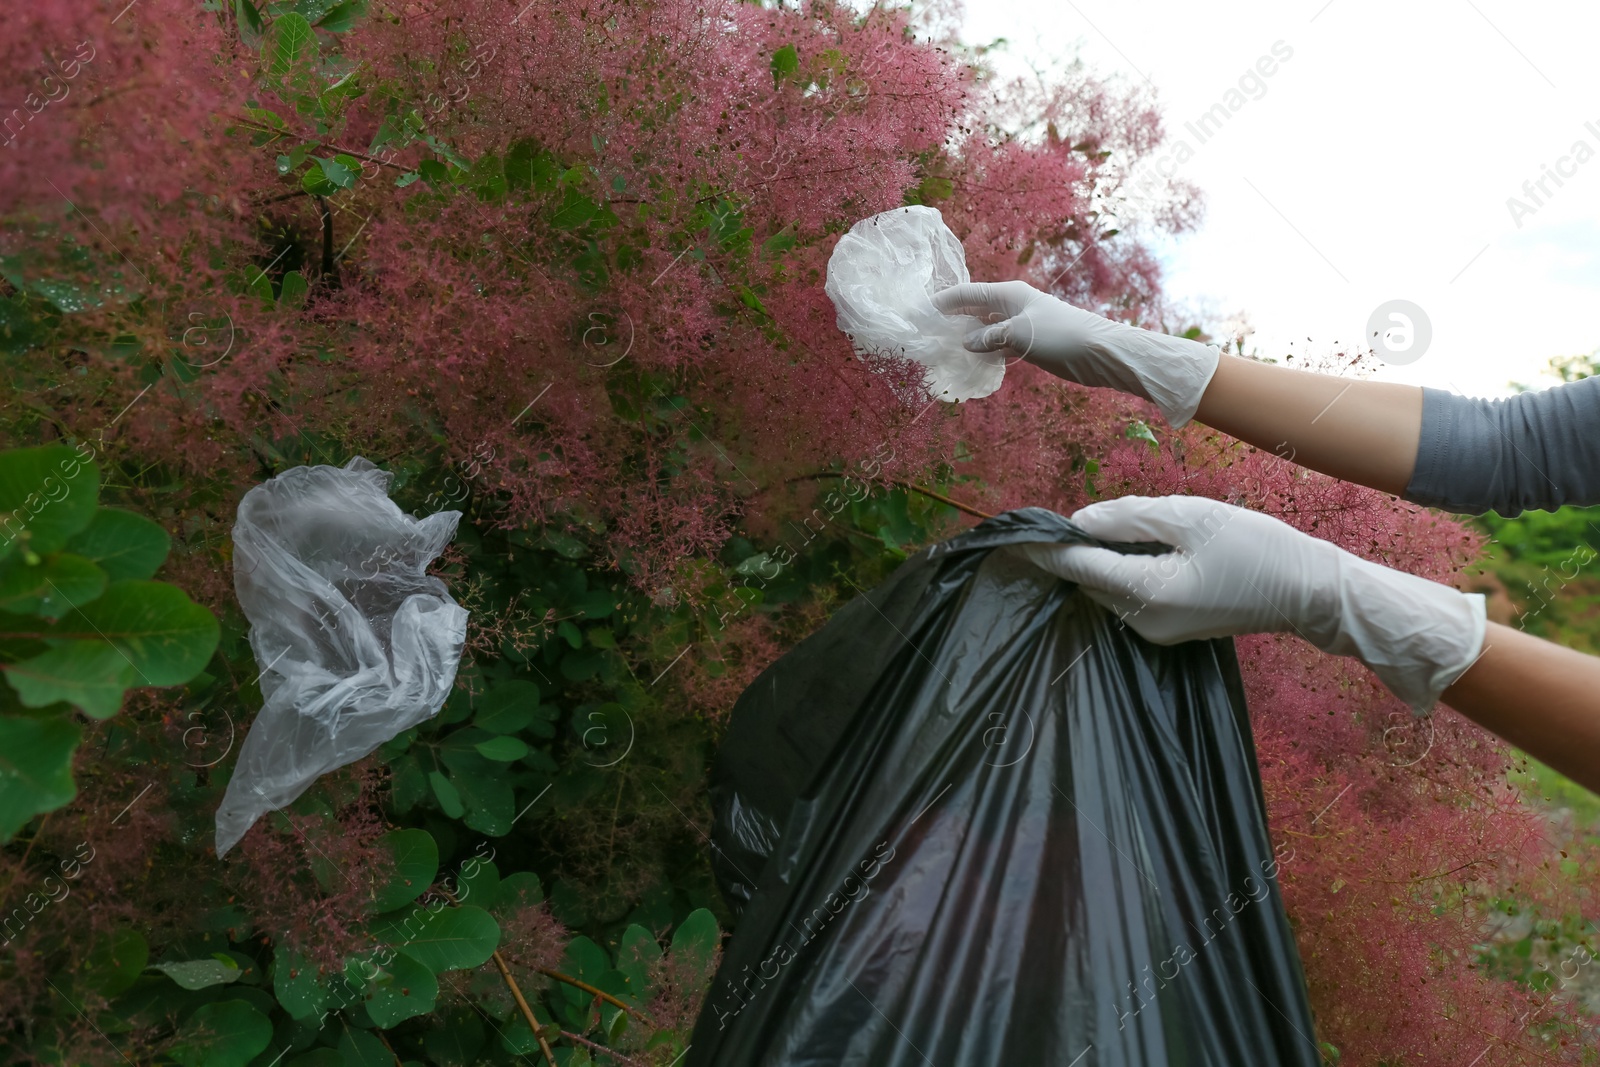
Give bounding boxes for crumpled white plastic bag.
[824,205,1005,402]
[215,457,468,856]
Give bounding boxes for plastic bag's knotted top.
[215,457,468,856]
[825,205,1004,402]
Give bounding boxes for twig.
[535,969,647,1021]
[254,191,306,207]
[891,479,995,520]
[373,1028,404,1066]
[228,116,409,171]
[560,1030,650,1065]
[779,471,996,520]
[433,884,575,1066]
[313,195,335,283]
[493,951,557,1067]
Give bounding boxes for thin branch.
[779,471,996,520]
[434,884,557,1065]
[313,195,335,283]
[1368,859,1492,886]
[559,1031,650,1065]
[493,951,557,1067]
[535,969,648,1021]
[373,1028,404,1066]
[228,116,409,171]
[891,479,995,520]
[253,191,307,207]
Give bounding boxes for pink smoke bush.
[0,0,1593,1061]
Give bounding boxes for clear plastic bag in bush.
[825,205,1005,402]
[215,457,468,856]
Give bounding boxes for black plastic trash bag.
[687,507,1320,1067]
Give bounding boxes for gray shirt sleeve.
[1403,375,1600,516]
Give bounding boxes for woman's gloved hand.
[932,280,1220,428]
[1015,495,1487,714]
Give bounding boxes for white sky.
[960,0,1600,398]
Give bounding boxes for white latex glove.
[1015,495,1487,714]
[931,280,1220,428]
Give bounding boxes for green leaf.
[451,763,514,836]
[371,828,438,913]
[0,293,43,355]
[314,0,367,32]
[423,1012,485,1067]
[149,957,243,990]
[428,770,464,818]
[0,713,80,839]
[474,680,538,734]
[669,908,720,985]
[389,752,429,813]
[556,620,582,648]
[0,444,99,560]
[170,999,272,1067]
[496,871,543,913]
[538,529,589,558]
[418,158,449,186]
[733,552,773,578]
[497,1009,555,1056]
[761,231,797,258]
[374,904,500,973]
[395,171,421,188]
[64,507,170,582]
[3,640,140,718]
[615,924,660,999]
[360,950,436,1027]
[272,950,331,1021]
[23,274,113,314]
[457,858,500,910]
[45,580,220,687]
[771,44,800,86]
[268,13,317,79]
[284,1052,343,1067]
[504,140,559,193]
[555,936,611,1009]
[551,189,601,230]
[0,552,106,617]
[246,266,276,307]
[336,1025,392,1067]
[83,928,149,998]
[1124,419,1159,450]
[292,0,339,20]
[235,0,264,38]
[313,156,357,190]
[474,735,528,762]
[301,166,339,197]
[915,175,954,203]
[735,284,769,317]
[277,270,309,308]
[422,134,471,171]
[242,105,283,130]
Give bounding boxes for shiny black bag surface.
[686,507,1321,1067]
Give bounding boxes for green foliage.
[148,958,247,991]
[0,6,982,1063]
[0,444,219,840]
[170,999,273,1067]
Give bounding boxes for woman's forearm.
[1441,622,1600,794]
[1192,355,1424,498]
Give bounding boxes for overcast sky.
[960,0,1600,398]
